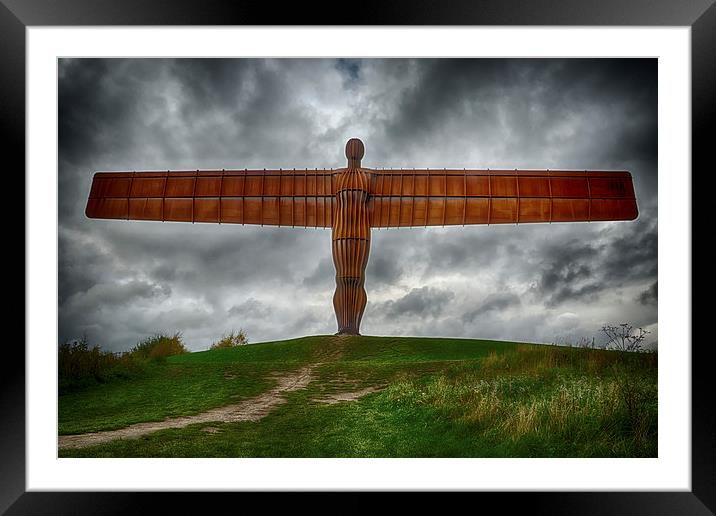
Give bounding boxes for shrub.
[210,329,249,350]
[130,332,188,361]
[601,323,650,352]
[58,336,143,393]
[59,332,188,393]
[59,337,105,383]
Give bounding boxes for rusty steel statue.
[86,138,638,335]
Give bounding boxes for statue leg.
[332,237,370,335]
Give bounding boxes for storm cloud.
[379,286,456,319]
[58,58,658,351]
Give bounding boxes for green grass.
[58,335,657,457]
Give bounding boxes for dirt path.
[58,365,315,450]
[311,386,384,405]
[58,340,367,451]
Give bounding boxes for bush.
[58,332,188,393]
[59,337,107,383]
[58,336,143,393]
[601,323,650,352]
[130,332,188,361]
[210,329,249,350]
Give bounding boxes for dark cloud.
[365,254,404,287]
[462,292,522,323]
[601,217,658,283]
[637,282,658,306]
[228,298,272,320]
[379,286,455,319]
[336,59,362,86]
[302,257,335,288]
[537,238,601,307]
[527,215,657,308]
[58,58,658,351]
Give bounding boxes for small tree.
[210,329,249,350]
[601,323,650,352]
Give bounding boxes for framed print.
[6,0,711,513]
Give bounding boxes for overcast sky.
[58,58,658,352]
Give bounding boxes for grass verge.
[59,336,656,457]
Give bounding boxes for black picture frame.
[5,0,710,512]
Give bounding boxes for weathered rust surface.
[368,169,637,226]
[331,138,371,335]
[86,138,639,335]
[86,169,336,227]
[86,168,637,228]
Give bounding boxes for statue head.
[345,138,365,168]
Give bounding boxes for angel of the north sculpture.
[85,138,638,336]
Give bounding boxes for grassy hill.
[58,335,657,458]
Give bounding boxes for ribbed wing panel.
[367,169,638,227]
[85,169,336,228]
